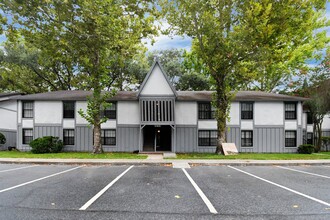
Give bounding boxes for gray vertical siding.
[34,126,62,139]
[0,130,16,149]
[176,126,198,153]
[115,125,139,152]
[72,126,93,152]
[227,127,240,148]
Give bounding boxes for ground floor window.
[63,129,75,145]
[198,130,217,146]
[307,132,313,145]
[101,129,116,146]
[285,130,296,147]
[23,129,33,145]
[241,130,253,147]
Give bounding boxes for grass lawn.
[174,152,330,160]
[0,151,147,159]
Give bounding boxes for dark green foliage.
[297,144,315,154]
[29,136,63,154]
[0,132,6,145]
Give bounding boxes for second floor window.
[63,101,75,118]
[307,112,313,124]
[285,102,297,120]
[241,102,253,119]
[101,102,116,119]
[22,101,34,118]
[198,102,215,119]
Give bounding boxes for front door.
[143,125,171,152]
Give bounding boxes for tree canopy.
[0,0,158,153]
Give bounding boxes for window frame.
[241,130,253,147]
[63,101,75,119]
[198,102,216,120]
[101,102,116,119]
[22,101,34,118]
[198,130,217,147]
[22,129,33,145]
[285,130,297,147]
[101,129,116,146]
[241,102,254,120]
[284,102,297,120]
[306,112,313,124]
[63,129,75,145]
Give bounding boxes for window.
[23,129,33,145]
[285,131,296,147]
[285,102,297,120]
[198,102,215,119]
[241,102,253,119]
[307,112,313,124]
[198,130,217,146]
[101,102,116,119]
[241,130,253,147]
[307,132,313,145]
[22,101,34,118]
[63,101,75,118]
[63,129,75,145]
[101,129,116,145]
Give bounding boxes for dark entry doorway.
[143,125,172,152]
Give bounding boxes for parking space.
[0,163,329,219]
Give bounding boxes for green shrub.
[297,144,315,154]
[29,136,63,154]
[0,133,6,145]
[321,136,330,145]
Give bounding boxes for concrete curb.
[0,158,330,166]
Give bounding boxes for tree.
[305,80,330,152]
[1,0,158,153]
[160,0,329,154]
[0,40,75,93]
[146,49,183,86]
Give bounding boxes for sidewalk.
[0,157,330,166]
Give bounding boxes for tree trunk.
[214,80,229,155]
[315,123,322,153]
[93,123,103,154]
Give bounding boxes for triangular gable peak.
[137,60,177,97]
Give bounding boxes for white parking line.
[0,166,83,193]
[228,166,330,207]
[79,165,134,211]
[277,166,330,179]
[182,168,218,214]
[0,165,39,173]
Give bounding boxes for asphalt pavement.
[0,164,329,219]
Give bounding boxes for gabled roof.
[137,59,178,97]
[11,90,308,102]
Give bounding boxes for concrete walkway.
[0,157,330,166]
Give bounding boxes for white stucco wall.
[63,119,75,128]
[0,100,17,130]
[34,101,62,124]
[241,120,253,130]
[255,102,284,125]
[297,102,302,126]
[17,101,22,124]
[198,121,217,129]
[76,101,88,124]
[285,121,297,130]
[101,120,116,129]
[175,102,197,125]
[227,102,239,125]
[307,125,313,132]
[322,114,330,129]
[117,101,140,125]
[22,119,33,128]
[140,64,174,96]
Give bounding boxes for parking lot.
[0,163,329,219]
